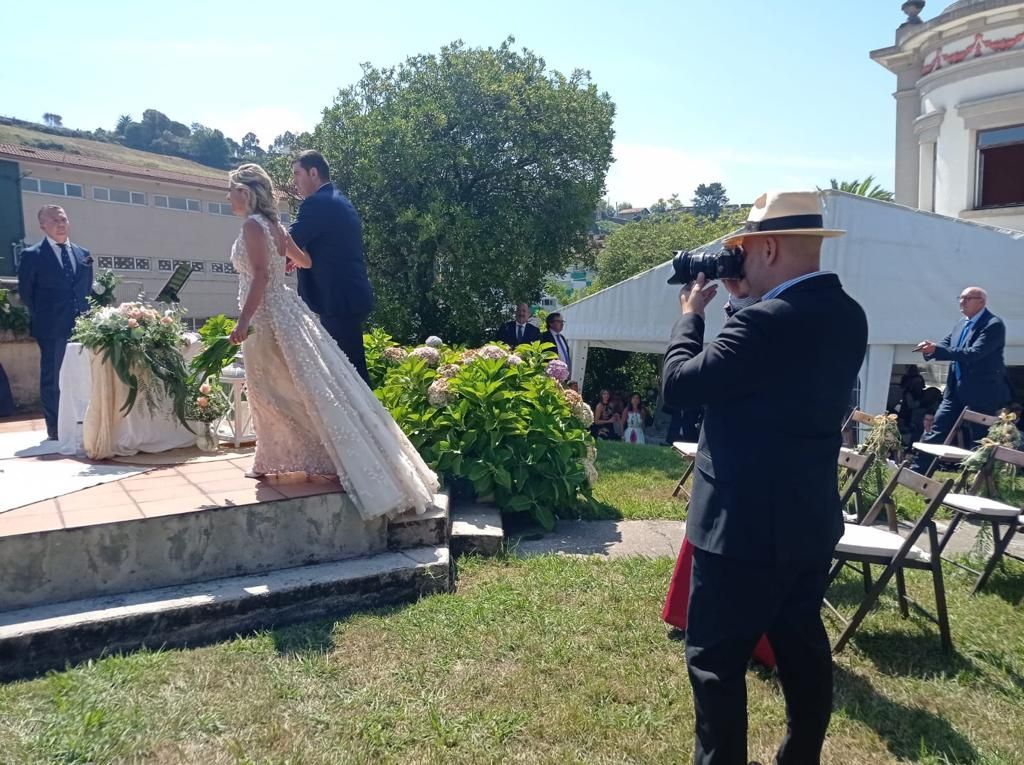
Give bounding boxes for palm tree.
[115,114,132,136]
[828,176,894,202]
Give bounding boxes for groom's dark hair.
[294,150,331,182]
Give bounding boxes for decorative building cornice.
[914,109,946,141]
[922,28,1024,73]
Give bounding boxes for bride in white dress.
[224,164,438,520]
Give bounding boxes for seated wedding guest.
[591,389,617,440]
[621,392,647,444]
[897,375,927,447]
[496,303,540,348]
[17,205,93,439]
[900,364,925,393]
[610,392,626,438]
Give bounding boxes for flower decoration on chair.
[961,410,1023,491]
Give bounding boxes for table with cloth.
[56,339,202,460]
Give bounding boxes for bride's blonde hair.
[229,164,279,223]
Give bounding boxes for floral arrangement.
[366,328,595,529]
[857,413,902,496]
[89,269,120,309]
[546,359,570,383]
[71,302,191,425]
[185,376,231,423]
[962,410,1023,492]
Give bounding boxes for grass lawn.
[585,441,687,520]
[1,555,1022,764]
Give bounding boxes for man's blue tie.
[953,320,972,383]
[58,243,75,282]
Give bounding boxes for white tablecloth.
[57,341,200,458]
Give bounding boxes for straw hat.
[723,191,845,247]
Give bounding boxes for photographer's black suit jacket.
[663,274,868,563]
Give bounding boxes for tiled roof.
[0,143,228,191]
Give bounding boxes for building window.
[155,195,201,212]
[977,124,1024,208]
[94,187,146,206]
[208,201,234,216]
[21,177,83,198]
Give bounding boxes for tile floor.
[0,419,342,537]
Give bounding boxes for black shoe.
[46,433,58,441]
[666,627,686,642]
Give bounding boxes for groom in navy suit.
[288,150,375,385]
[17,205,93,439]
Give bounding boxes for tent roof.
[561,191,1024,355]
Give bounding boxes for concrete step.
[0,491,449,612]
[0,545,451,681]
[450,503,504,556]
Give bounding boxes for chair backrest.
[838,449,874,508]
[993,445,1024,470]
[845,409,877,428]
[943,407,1000,446]
[861,464,951,526]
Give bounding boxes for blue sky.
[1,0,915,206]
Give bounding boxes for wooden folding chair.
[842,409,877,448]
[838,449,875,524]
[934,445,1024,595]
[910,407,1000,478]
[671,441,698,501]
[825,465,954,653]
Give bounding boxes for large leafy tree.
[592,210,747,290]
[305,38,615,343]
[828,176,894,201]
[691,182,729,220]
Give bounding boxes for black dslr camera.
[666,247,745,285]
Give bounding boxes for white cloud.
[197,106,314,146]
[604,142,724,207]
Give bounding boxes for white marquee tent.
[562,191,1024,420]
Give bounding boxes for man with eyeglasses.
[913,287,1011,469]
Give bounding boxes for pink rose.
[199,383,212,395]
[160,316,174,326]
[197,396,209,408]
[127,318,138,328]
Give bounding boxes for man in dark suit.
[288,150,374,384]
[539,312,572,373]
[496,303,540,348]
[662,191,867,765]
[17,205,93,439]
[912,287,1010,470]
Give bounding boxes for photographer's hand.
[681,273,718,318]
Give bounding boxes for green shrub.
[366,329,596,529]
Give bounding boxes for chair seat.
[911,442,973,461]
[835,523,931,563]
[672,442,699,458]
[943,493,1021,518]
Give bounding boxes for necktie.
[953,320,972,383]
[517,325,523,343]
[58,243,75,282]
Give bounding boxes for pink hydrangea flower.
[546,359,570,382]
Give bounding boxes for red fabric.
[663,538,777,669]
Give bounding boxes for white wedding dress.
[231,214,439,520]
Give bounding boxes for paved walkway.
[511,517,1024,561]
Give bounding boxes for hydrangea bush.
[365,328,596,529]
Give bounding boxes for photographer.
[662,192,867,765]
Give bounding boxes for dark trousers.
[667,408,702,443]
[911,386,989,473]
[686,547,833,765]
[37,336,69,437]
[319,313,370,386]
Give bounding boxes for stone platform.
[0,416,451,680]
